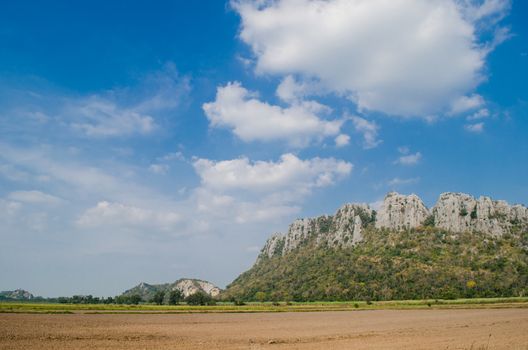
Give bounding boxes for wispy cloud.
[394,147,422,166]
[387,177,420,187]
[465,122,485,133]
[350,116,381,149]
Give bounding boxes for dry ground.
[1,309,527,349]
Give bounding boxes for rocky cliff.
[259,204,375,260]
[432,192,528,236]
[375,192,429,230]
[259,192,527,259]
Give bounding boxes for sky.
[1,0,527,297]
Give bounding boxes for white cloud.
[335,134,350,148]
[276,75,323,103]
[191,153,352,224]
[149,164,170,175]
[193,153,352,194]
[69,98,155,137]
[8,190,63,205]
[158,151,185,162]
[387,177,420,187]
[1,63,189,139]
[467,108,490,120]
[77,201,181,232]
[233,0,509,117]
[449,94,485,115]
[351,116,381,149]
[202,82,343,147]
[394,152,422,166]
[465,122,485,133]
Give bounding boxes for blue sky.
[1,0,527,297]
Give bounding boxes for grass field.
[2,297,528,314]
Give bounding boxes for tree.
[152,290,165,305]
[168,290,182,305]
[129,294,142,305]
[185,291,214,306]
[255,291,267,302]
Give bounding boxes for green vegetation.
[185,291,215,306]
[224,226,528,302]
[169,290,182,305]
[1,297,527,314]
[151,291,165,305]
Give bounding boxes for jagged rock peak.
[375,192,430,230]
[257,192,527,261]
[259,202,375,259]
[433,192,528,236]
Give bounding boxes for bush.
[185,291,214,306]
[151,291,165,305]
[168,290,182,305]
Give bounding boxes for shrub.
[168,290,182,305]
[185,291,214,306]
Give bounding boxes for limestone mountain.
[0,289,34,301]
[225,192,528,301]
[121,278,221,301]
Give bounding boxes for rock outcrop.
[259,203,375,259]
[0,289,34,300]
[258,192,527,260]
[375,192,430,230]
[122,278,221,301]
[433,192,528,237]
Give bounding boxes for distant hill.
[224,192,528,301]
[121,278,221,301]
[0,289,34,301]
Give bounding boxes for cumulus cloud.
[191,153,352,223]
[465,122,485,133]
[233,0,510,117]
[202,82,343,147]
[77,201,181,231]
[193,153,352,194]
[351,116,381,149]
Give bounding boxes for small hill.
[121,278,221,301]
[0,289,34,300]
[224,192,528,301]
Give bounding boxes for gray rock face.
[259,203,374,259]
[375,192,430,230]
[258,192,527,261]
[433,192,528,236]
[0,289,34,300]
[173,279,221,298]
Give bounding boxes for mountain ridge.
[259,191,528,260]
[225,191,528,301]
[121,278,221,301]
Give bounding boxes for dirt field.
[1,309,527,349]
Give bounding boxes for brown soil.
[1,309,527,349]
